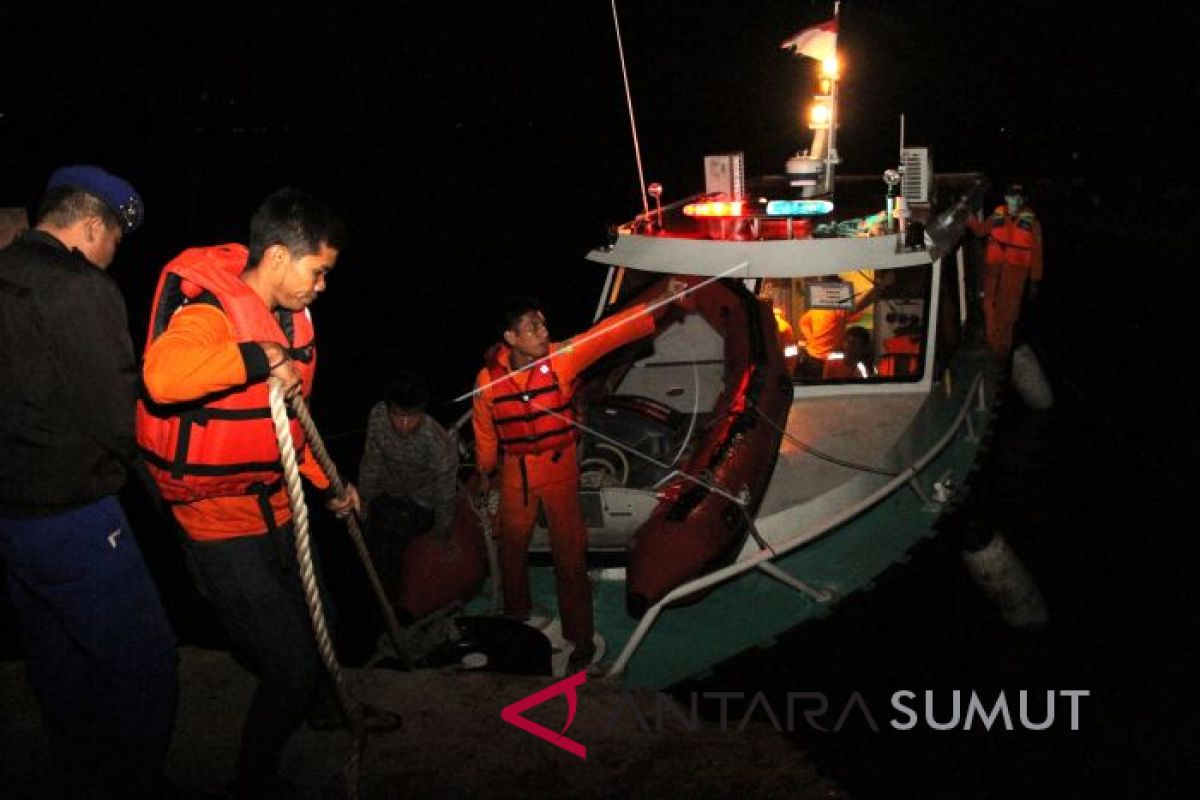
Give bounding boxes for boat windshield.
[761,263,933,384]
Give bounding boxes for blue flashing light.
[766,199,834,216]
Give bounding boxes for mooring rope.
[267,380,364,797]
[748,402,902,477]
[465,487,503,614]
[530,398,749,506]
[288,391,412,667]
[453,263,748,404]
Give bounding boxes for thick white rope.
[267,380,364,797]
[288,391,412,666]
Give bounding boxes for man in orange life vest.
[967,182,1044,359]
[876,323,923,378]
[472,280,690,670]
[796,274,888,380]
[138,189,390,796]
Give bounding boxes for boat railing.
[604,370,988,681]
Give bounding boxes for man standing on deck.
[967,182,1044,359]
[472,281,690,672]
[0,165,178,798]
[138,188,397,797]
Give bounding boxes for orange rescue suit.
[877,333,922,377]
[472,303,655,647]
[969,205,1043,358]
[138,244,328,540]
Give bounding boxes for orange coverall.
[472,304,655,648]
[142,303,329,540]
[969,208,1044,358]
[799,308,854,361]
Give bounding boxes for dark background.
[3,2,1198,797]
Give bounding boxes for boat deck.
[758,393,927,517]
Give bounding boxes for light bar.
[683,201,747,217]
[766,199,834,216]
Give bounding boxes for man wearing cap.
[967,182,1044,359]
[0,166,177,798]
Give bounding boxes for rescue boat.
[395,12,1004,688]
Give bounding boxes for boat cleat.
[932,471,958,505]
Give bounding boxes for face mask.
[1005,195,1023,211]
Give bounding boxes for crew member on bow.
[472,280,690,671]
[967,182,1044,359]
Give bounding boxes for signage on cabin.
[805,280,855,310]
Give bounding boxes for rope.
[454,263,747,404]
[749,402,902,477]
[537,399,749,506]
[468,492,503,614]
[288,392,413,667]
[610,0,650,219]
[267,380,364,797]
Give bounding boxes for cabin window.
[761,263,933,385]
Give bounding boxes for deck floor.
[757,393,926,517]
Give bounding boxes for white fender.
[1011,344,1054,411]
[962,532,1049,628]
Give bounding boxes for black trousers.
[184,524,337,785]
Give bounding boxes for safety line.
[452,262,749,404]
[523,398,748,507]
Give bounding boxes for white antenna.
[824,0,841,195]
[611,0,650,218]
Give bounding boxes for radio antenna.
[611,0,650,218]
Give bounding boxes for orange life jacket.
[984,206,1038,270]
[877,333,922,377]
[486,346,577,456]
[136,244,316,503]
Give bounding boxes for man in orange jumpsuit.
[967,183,1044,359]
[796,275,885,380]
[138,189,393,796]
[877,327,923,377]
[472,280,688,670]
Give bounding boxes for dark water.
[669,195,1198,798]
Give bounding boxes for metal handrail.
[605,371,987,680]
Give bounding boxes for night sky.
[3,2,1198,796]
[3,4,1194,365]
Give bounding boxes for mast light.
[808,102,832,129]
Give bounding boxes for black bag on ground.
[423,616,553,676]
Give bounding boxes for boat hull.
[613,339,999,688]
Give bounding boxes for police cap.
[46,165,144,233]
